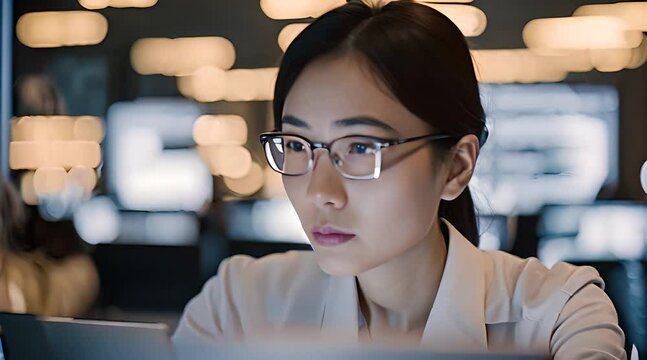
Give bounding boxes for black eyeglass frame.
[259,132,458,180]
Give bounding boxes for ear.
[440,134,479,201]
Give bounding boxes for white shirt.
[173,219,626,359]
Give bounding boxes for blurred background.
[0,0,646,355]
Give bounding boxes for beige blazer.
[174,220,626,359]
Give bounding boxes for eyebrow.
[281,115,397,133]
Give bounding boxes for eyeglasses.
[259,132,457,180]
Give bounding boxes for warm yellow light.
[260,0,346,19]
[79,0,158,9]
[223,70,257,102]
[420,4,487,37]
[416,0,473,3]
[541,50,594,73]
[73,116,104,142]
[193,115,248,146]
[224,162,265,196]
[20,172,39,205]
[16,11,108,48]
[176,76,195,98]
[628,35,647,69]
[111,0,158,7]
[78,0,111,10]
[528,40,647,73]
[199,145,252,179]
[10,141,101,170]
[180,67,228,102]
[67,166,97,193]
[11,116,104,142]
[196,146,211,171]
[174,37,236,75]
[10,119,20,142]
[130,38,173,75]
[585,35,647,72]
[54,141,102,169]
[11,116,73,141]
[574,2,647,32]
[523,16,643,52]
[131,37,236,76]
[471,49,568,83]
[278,23,310,52]
[18,165,98,202]
[181,67,279,102]
[224,68,278,102]
[10,142,49,170]
[590,48,633,72]
[33,167,68,196]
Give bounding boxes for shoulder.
[482,250,604,322]
[200,250,328,307]
[481,251,624,355]
[174,250,328,342]
[216,250,326,292]
[551,283,625,358]
[425,219,621,354]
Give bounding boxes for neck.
[356,218,448,334]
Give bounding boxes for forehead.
[282,54,431,136]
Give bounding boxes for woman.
[174,1,626,357]
[0,175,99,316]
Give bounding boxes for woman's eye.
[349,142,371,155]
[287,141,305,152]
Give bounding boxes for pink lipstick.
[311,225,356,247]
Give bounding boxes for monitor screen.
[538,202,647,266]
[473,83,618,215]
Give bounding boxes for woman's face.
[281,55,449,276]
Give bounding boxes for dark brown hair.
[1,174,86,258]
[273,0,488,245]
[0,175,26,250]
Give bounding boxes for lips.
[311,225,356,247]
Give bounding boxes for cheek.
[283,175,306,207]
[357,153,441,241]
[282,175,315,225]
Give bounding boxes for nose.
[306,149,348,209]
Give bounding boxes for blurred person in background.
[0,72,99,316]
[0,174,98,316]
[14,73,66,116]
[174,1,625,358]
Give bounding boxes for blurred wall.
[10,0,647,200]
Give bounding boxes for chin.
[314,253,363,277]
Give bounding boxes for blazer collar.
[320,272,360,343]
[320,218,488,351]
[420,218,488,351]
